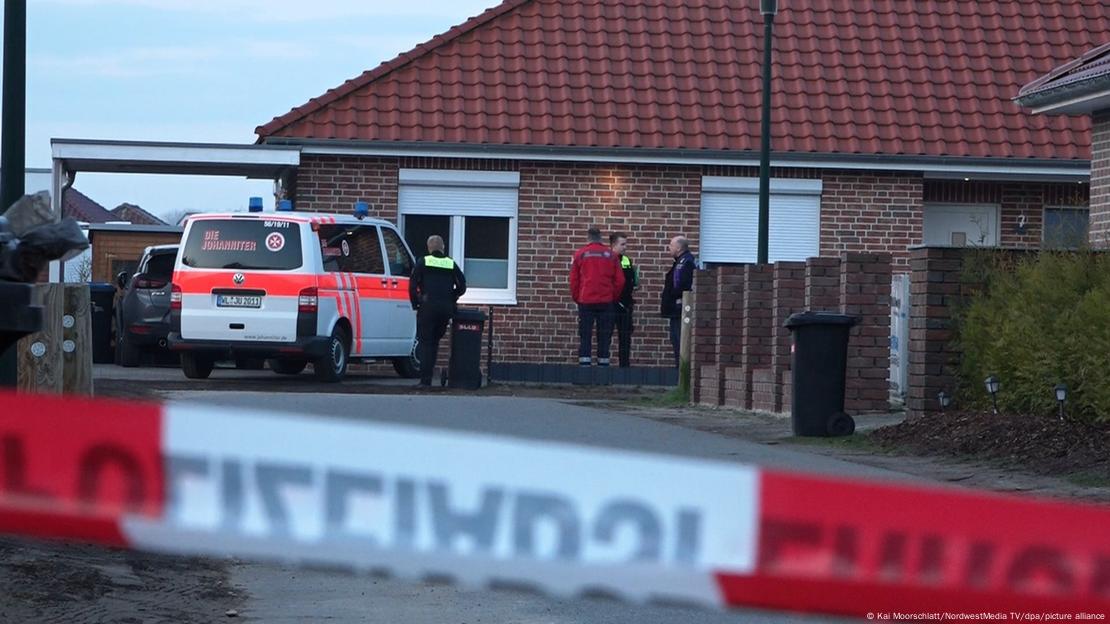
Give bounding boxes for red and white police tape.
[0,391,1107,618]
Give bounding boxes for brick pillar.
[767,261,805,413]
[718,265,746,408]
[691,268,719,405]
[840,252,893,413]
[739,264,773,411]
[805,257,842,310]
[906,247,964,417]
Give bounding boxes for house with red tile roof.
[62,188,116,224]
[1017,40,1110,245]
[256,0,1107,368]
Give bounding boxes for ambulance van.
[168,209,420,382]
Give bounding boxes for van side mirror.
[116,271,130,289]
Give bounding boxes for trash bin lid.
[453,307,487,322]
[88,282,116,293]
[784,310,859,328]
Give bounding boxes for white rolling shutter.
[700,177,821,263]
[398,170,519,217]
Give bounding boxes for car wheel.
[115,319,141,368]
[392,338,420,379]
[181,353,214,379]
[269,359,307,375]
[314,327,349,383]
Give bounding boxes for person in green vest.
[408,235,466,387]
[610,232,639,368]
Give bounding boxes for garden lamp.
[984,375,1000,415]
[937,390,951,413]
[1054,383,1067,421]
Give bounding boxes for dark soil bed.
[870,410,1110,480]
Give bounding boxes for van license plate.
[216,295,262,308]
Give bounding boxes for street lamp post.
[756,0,777,265]
[0,0,27,388]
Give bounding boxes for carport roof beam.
[51,138,300,179]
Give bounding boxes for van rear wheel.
[392,338,420,378]
[314,327,349,382]
[181,353,214,379]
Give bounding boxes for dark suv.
[115,245,178,367]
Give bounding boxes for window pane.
[317,225,384,274]
[1044,208,1089,249]
[381,228,414,277]
[403,215,451,259]
[464,216,510,289]
[182,219,302,270]
[145,252,176,278]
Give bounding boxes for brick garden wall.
[692,253,892,415]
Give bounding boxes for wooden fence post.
[679,291,693,396]
[62,283,93,395]
[17,283,64,393]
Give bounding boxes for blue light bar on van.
[248,197,263,213]
[277,199,294,211]
[354,201,369,219]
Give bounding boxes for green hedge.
[955,250,1110,424]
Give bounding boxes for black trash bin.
[88,282,116,364]
[785,311,859,437]
[447,308,486,390]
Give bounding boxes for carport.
[49,138,302,217]
[48,138,302,280]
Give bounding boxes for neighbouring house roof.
[111,203,167,226]
[62,188,115,223]
[256,0,1109,161]
[1016,40,1110,115]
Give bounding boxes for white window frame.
[1041,205,1090,250]
[398,169,519,305]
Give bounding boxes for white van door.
[380,226,417,354]
[316,223,393,356]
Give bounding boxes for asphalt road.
[158,389,898,623]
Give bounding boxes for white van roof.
[184,212,396,228]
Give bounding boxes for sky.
[19,0,496,221]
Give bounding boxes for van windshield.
[181,219,302,270]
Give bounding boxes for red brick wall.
[293,154,1086,370]
[820,172,923,270]
[1092,111,1110,246]
[296,156,399,220]
[297,156,700,367]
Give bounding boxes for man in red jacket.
[569,227,625,366]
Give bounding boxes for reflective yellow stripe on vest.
[621,255,633,269]
[424,255,455,270]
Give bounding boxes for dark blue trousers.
[578,303,614,366]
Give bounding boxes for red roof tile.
[62,188,114,224]
[256,0,1110,160]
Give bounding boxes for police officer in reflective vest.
[409,235,466,387]
[610,232,639,367]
